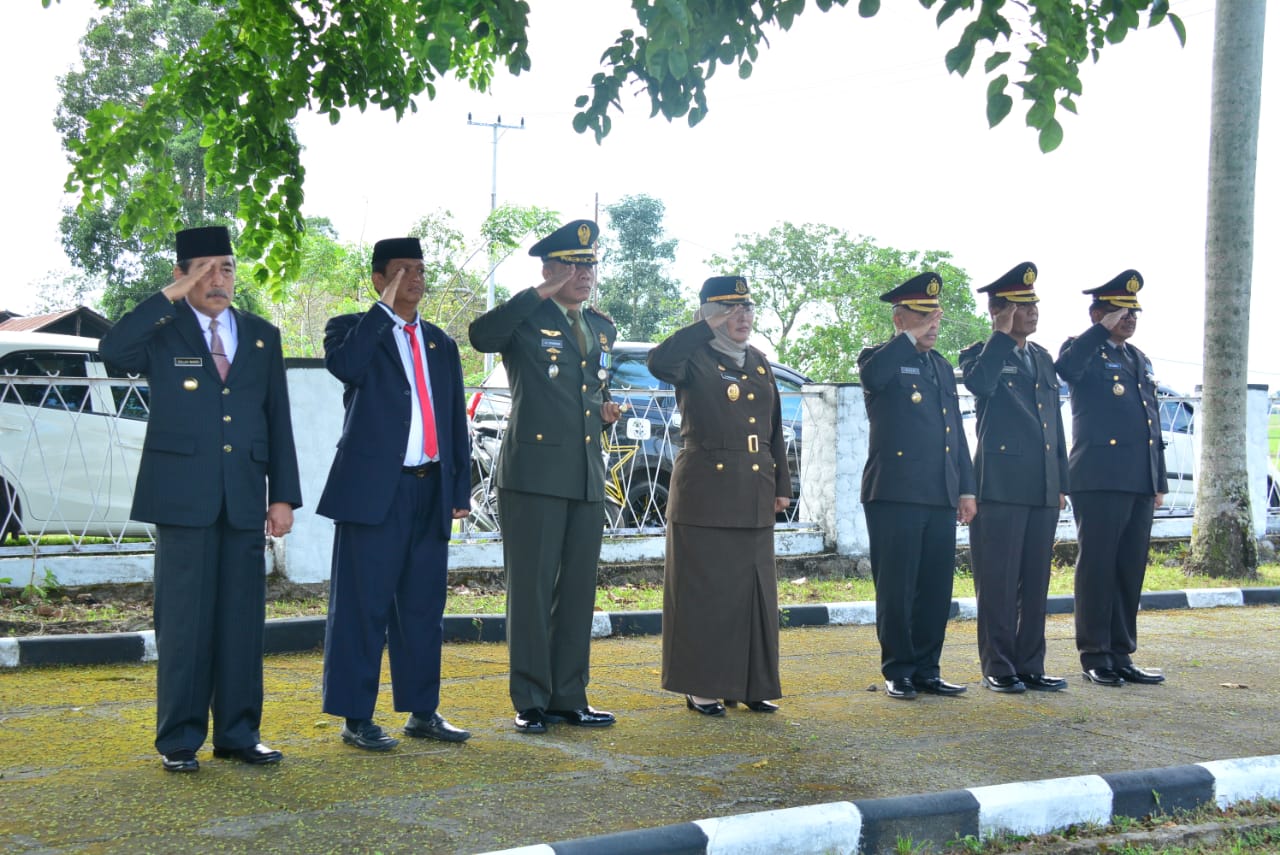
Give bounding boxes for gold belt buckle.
[747,434,759,453]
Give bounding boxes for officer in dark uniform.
[858,272,976,701]
[1055,270,1168,687]
[959,262,1069,694]
[468,220,622,733]
[99,226,302,772]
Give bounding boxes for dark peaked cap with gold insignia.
[175,226,233,261]
[978,261,1040,303]
[1084,269,1144,310]
[699,275,752,304]
[529,219,599,264]
[880,272,943,312]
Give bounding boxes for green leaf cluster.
[706,223,985,381]
[596,194,685,343]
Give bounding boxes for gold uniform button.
[1042,422,1047,429]
[585,410,591,417]
[1000,444,1006,451]
[536,434,543,441]
[1038,403,1043,409]
[945,446,950,453]
[1007,381,1014,387]
[747,392,755,401]
[550,355,558,362]
[748,416,756,424]
[942,407,947,415]
[1046,444,1051,451]
[580,360,586,367]
[1109,438,1117,446]
[1113,374,1120,381]
[581,385,587,392]
[223,444,233,453]
[896,451,903,457]
[1149,439,1154,446]
[222,388,230,396]
[223,415,232,423]
[715,463,725,471]
[585,435,592,444]
[751,463,760,472]
[945,426,951,433]
[757,366,766,375]
[1148,418,1153,426]
[1034,383,1040,389]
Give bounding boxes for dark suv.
[467,341,809,530]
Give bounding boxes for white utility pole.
[467,113,524,373]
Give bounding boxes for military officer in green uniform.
[1055,270,1168,688]
[469,219,622,733]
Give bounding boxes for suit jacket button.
[945,446,950,453]
[715,463,724,471]
[222,388,230,396]
[536,434,543,441]
[223,444,233,453]
[585,435,592,443]
[751,464,760,472]
[748,416,756,424]
[896,451,903,457]
[223,415,232,423]
[1110,439,1117,445]
[747,393,755,401]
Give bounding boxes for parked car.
[467,341,810,528]
[960,379,1279,512]
[0,332,152,541]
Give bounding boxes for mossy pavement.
[2,606,1278,854]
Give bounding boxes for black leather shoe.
[1018,673,1068,692]
[884,678,917,700]
[405,712,471,743]
[983,675,1026,693]
[685,696,726,716]
[1082,667,1125,686]
[1117,664,1166,685]
[212,743,283,764]
[545,706,616,727]
[514,708,547,734]
[161,749,199,773]
[341,720,399,751]
[725,700,779,713]
[918,676,967,696]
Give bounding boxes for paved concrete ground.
[2,606,1278,854]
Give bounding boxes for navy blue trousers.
[322,467,448,719]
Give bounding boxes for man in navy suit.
[99,225,302,773]
[317,237,472,751]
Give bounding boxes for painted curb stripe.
[552,823,707,855]
[1103,764,1216,819]
[695,801,862,854]
[1200,755,1280,808]
[853,790,979,855]
[6,588,1280,669]
[969,774,1112,837]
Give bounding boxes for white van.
[0,331,152,541]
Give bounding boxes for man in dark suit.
[959,262,1069,695]
[99,225,302,773]
[858,272,976,701]
[317,237,472,751]
[468,220,621,734]
[1056,270,1168,688]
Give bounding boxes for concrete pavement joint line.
[477,754,1280,855]
[4,587,1279,669]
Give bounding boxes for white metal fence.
[3,371,1278,559]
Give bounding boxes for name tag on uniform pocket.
[1001,365,1019,374]
[541,337,564,349]
[174,357,203,367]
[900,366,921,375]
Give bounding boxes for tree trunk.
[1186,0,1267,579]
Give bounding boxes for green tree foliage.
[55,0,245,319]
[56,0,1184,296]
[597,195,683,342]
[709,223,985,381]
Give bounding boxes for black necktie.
[918,351,934,383]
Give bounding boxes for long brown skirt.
[660,522,781,701]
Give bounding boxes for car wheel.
[623,474,669,530]
[465,479,500,534]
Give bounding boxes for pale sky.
[3,0,1275,394]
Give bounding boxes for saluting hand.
[161,257,219,302]
[992,302,1017,335]
[1099,307,1130,331]
[378,268,406,309]
[903,309,942,341]
[536,263,576,299]
[701,303,737,330]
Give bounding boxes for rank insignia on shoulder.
[757,365,766,374]
[540,329,560,336]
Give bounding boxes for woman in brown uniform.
[647,276,792,717]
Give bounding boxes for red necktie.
[404,323,438,459]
